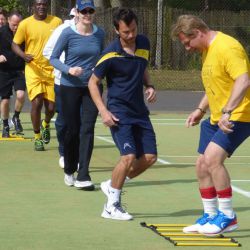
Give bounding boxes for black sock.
[3,119,9,127]
[13,111,20,119]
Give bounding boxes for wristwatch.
[221,108,232,115]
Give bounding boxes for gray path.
[10,90,205,113]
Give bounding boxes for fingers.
[101,111,119,127]
[69,67,83,76]
[218,121,234,133]
[218,114,234,133]
[0,55,7,63]
[145,89,156,103]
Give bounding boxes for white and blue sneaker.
[101,201,133,221]
[199,211,238,236]
[183,213,214,233]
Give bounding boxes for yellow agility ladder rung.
[157,228,183,232]
[146,223,190,227]
[175,242,241,247]
[171,237,234,242]
[161,233,207,237]
[0,137,32,141]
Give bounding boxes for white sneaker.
[100,180,111,197]
[183,213,213,233]
[64,174,75,186]
[74,180,95,191]
[8,118,14,129]
[100,177,130,197]
[101,202,133,221]
[198,211,238,236]
[59,156,64,169]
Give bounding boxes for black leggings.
[60,84,102,181]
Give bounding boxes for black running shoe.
[41,120,50,144]
[2,126,10,138]
[12,116,23,133]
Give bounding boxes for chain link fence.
[18,0,250,90]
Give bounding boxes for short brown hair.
[171,15,209,40]
[0,7,7,17]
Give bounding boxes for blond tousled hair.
[171,15,209,40]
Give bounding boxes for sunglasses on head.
[79,8,95,15]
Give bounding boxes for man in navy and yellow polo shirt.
[89,8,157,220]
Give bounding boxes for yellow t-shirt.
[13,15,62,80]
[202,31,250,124]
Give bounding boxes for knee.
[196,156,209,178]
[196,155,219,176]
[16,91,25,101]
[145,154,157,166]
[120,154,136,169]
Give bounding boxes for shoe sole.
[101,210,133,221]
[201,224,238,237]
[75,185,95,191]
[64,181,74,187]
[34,148,45,151]
[42,139,50,144]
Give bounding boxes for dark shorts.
[0,71,26,99]
[110,116,157,158]
[198,118,250,156]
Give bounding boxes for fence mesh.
[18,0,250,90]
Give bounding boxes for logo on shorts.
[123,143,132,150]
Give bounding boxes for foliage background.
[1,0,250,90]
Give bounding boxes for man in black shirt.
[0,11,25,137]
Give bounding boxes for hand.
[145,86,156,103]
[100,109,119,127]
[0,55,7,63]
[23,54,33,63]
[68,67,83,76]
[218,113,234,133]
[185,109,205,127]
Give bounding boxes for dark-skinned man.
[12,0,62,150]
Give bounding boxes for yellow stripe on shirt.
[96,49,149,67]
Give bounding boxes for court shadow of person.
[124,178,197,188]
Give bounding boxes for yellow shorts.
[25,63,55,102]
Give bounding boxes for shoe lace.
[42,127,50,137]
[209,212,227,225]
[113,201,126,213]
[196,213,214,224]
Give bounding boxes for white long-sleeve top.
[43,19,75,85]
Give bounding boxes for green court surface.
[0,113,249,250]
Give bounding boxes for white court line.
[232,180,250,182]
[96,135,250,197]
[158,155,250,158]
[232,185,250,198]
[96,136,115,145]
[95,136,170,165]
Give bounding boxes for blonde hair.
[171,15,209,40]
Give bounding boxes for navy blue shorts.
[198,118,250,156]
[110,116,157,158]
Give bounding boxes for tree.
[0,0,24,12]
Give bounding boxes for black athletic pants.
[60,84,102,181]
